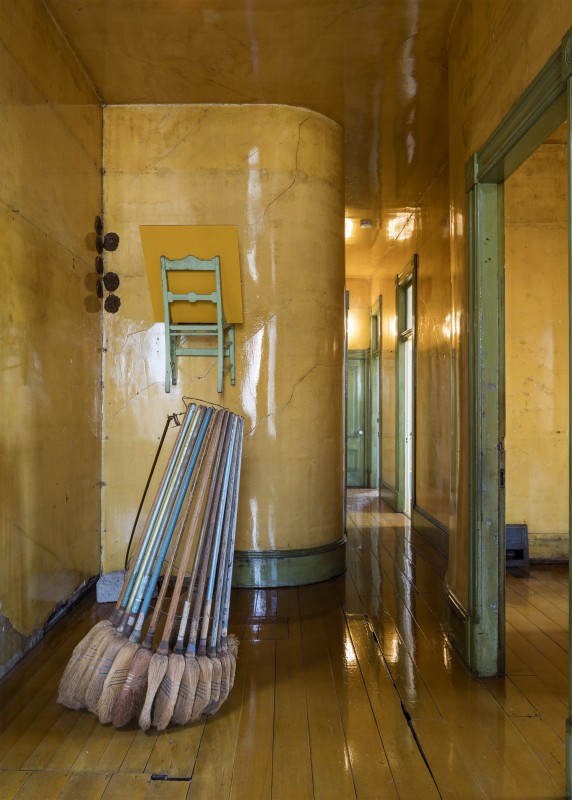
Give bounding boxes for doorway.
[346,351,368,487]
[458,36,572,681]
[396,257,417,517]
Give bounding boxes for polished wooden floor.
[0,490,568,799]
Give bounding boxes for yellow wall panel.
[0,0,102,674]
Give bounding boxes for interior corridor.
[0,489,567,799]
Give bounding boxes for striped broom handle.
[155,410,227,656]
[219,416,244,650]
[116,404,197,621]
[172,416,229,655]
[197,417,238,656]
[127,414,216,644]
[208,417,241,656]
[118,407,213,635]
[185,412,233,656]
[117,407,205,628]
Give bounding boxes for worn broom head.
[190,655,214,721]
[205,650,231,715]
[111,645,153,728]
[170,654,200,725]
[202,655,222,715]
[139,652,169,731]
[84,633,128,713]
[228,634,239,691]
[57,623,118,709]
[95,641,140,724]
[152,653,186,730]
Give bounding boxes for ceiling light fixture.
[360,219,373,228]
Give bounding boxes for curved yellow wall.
[102,104,345,574]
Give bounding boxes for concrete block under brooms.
[96,570,127,603]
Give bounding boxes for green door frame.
[460,23,572,715]
[395,256,418,515]
[369,296,382,489]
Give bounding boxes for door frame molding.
[395,255,418,515]
[369,296,383,488]
[446,29,572,681]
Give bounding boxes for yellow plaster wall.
[505,142,569,560]
[0,0,102,673]
[102,104,345,571]
[346,277,371,351]
[448,0,572,604]
[371,163,451,524]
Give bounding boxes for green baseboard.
[412,505,449,556]
[232,538,346,588]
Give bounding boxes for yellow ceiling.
[44,0,458,277]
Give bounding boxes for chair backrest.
[160,254,223,326]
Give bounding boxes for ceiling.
[44,0,459,277]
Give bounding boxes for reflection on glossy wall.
[102,104,345,571]
[0,0,102,674]
[371,164,451,526]
[448,0,572,607]
[505,141,569,560]
[347,277,372,351]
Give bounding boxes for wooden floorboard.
[0,489,569,799]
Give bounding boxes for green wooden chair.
[160,254,235,393]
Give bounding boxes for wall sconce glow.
[345,218,354,238]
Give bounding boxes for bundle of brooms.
[57,403,244,730]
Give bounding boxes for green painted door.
[347,353,367,486]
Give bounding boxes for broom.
[204,416,243,714]
[153,412,230,730]
[168,449,225,726]
[191,416,239,721]
[98,418,212,726]
[207,416,244,712]
[57,405,200,710]
[169,415,233,727]
[139,410,225,731]
[90,412,211,722]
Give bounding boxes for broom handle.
[197,417,238,656]
[109,406,196,625]
[155,410,227,656]
[116,404,197,621]
[128,415,216,645]
[121,408,205,622]
[208,417,241,656]
[219,417,244,650]
[185,412,233,656]
[172,415,229,655]
[119,407,213,634]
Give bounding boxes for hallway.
[0,490,567,799]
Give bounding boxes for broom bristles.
[139,653,168,731]
[171,655,200,725]
[191,656,213,720]
[84,634,127,713]
[202,656,222,715]
[205,651,231,715]
[111,646,152,728]
[57,624,117,710]
[228,635,239,691]
[96,641,140,724]
[152,654,186,730]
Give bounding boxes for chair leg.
[217,328,223,394]
[165,329,172,393]
[229,325,235,386]
[171,336,178,386]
